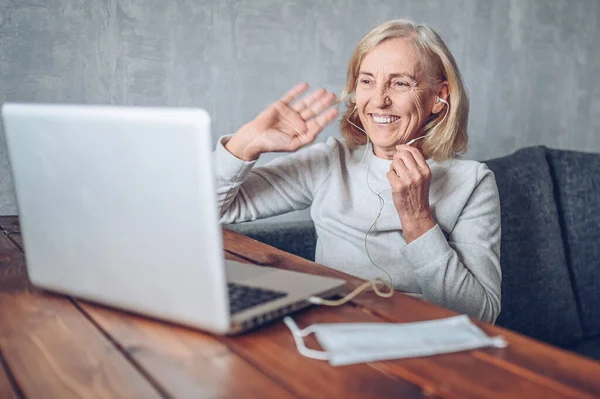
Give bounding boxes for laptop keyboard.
[228,282,288,315]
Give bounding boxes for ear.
[431,82,449,114]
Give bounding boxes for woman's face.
[355,38,440,159]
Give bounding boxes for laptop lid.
[2,103,231,333]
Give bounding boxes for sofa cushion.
[547,149,600,339]
[227,220,317,261]
[485,146,582,346]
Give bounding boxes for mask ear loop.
[283,316,329,361]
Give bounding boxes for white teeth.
[372,115,399,124]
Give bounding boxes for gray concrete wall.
[1,0,599,221]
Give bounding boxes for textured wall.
[1,0,599,219]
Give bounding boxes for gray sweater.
[215,136,502,323]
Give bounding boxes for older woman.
[214,19,501,323]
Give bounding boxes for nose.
[373,84,391,108]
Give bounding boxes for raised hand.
[226,82,339,161]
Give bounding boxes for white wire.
[308,104,449,307]
[348,119,395,294]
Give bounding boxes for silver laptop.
[1,103,345,334]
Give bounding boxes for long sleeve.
[399,163,502,323]
[214,136,334,224]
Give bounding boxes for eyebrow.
[358,71,418,82]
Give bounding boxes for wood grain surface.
[0,216,598,399]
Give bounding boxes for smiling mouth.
[369,114,400,124]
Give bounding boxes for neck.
[372,140,424,160]
[372,146,396,160]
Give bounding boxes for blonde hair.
[340,19,469,161]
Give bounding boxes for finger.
[390,159,409,179]
[306,106,339,137]
[272,101,309,135]
[291,88,326,114]
[396,150,421,172]
[395,144,428,169]
[394,150,432,187]
[286,117,321,150]
[300,91,337,121]
[279,82,309,105]
[387,163,408,192]
[386,169,401,187]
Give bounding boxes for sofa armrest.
[484,146,582,347]
[226,220,317,261]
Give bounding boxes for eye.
[360,78,371,85]
[394,81,408,87]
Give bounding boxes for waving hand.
[226,83,339,161]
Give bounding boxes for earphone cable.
[310,101,449,306]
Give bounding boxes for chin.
[367,132,399,147]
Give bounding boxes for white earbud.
[436,96,448,105]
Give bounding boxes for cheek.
[396,91,428,119]
[355,91,368,110]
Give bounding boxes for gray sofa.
[229,146,600,361]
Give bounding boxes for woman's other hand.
[226,82,339,161]
[386,145,436,243]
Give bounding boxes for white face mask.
[283,315,507,367]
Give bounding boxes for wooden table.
[1,215,599,399]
